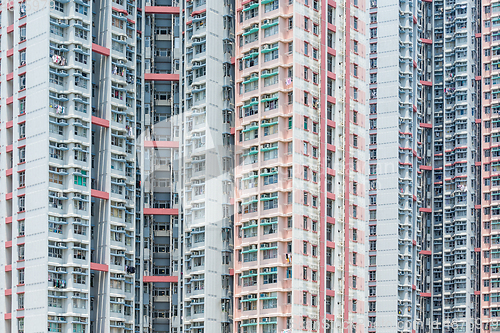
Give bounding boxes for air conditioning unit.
[57,242,64,247]
[262,44,270,50]
[251,146,258,151]
[262,19,269,24]
[271,167,278,172]
[251,97,258,102]
[263,143,271,148]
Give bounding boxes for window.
[19,171,25,188]
[304,42,309,56]
[18,293,24,309]
[18,196,25,212]
[18,244,25,260]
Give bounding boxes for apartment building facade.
[367,0,481,332]
[0,0,137,332]
[232,0,367,332]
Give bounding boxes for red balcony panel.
[143,275,178,283]
[90,263,109,272]
[420,38,432,44]
[144,141,179,149]
[5,265,12,272]
[326,314,335,321]
[144,6,180,14]
[231,57,235,64]
[413,15,417,24]
[419,123,432,129]
[475,247,481,252]
[6,73,13,81]
[419,207,432,213]
[475,33,481,38]
[475,291,480,295]
[6,96,14,105]
[328,0,336,8]
[112,7,129,15]
[92,116,110,128]
[6,120,13,129]
[143,208,179,215]
[326,289,335,297]
[475,76,481,81]
[412,285,416,290]
[420,80,432,86]
[7,24,14,34]
[7,48,14,57]
[420,165,432,171]
[230,198,234,205]
[91,189,109,200]
[475,118,481,124]
[229,269,234,276]
[6,192,12,200]
[420,293,431,297]
[230,127,235,135]
[191,8,206,16]
[475,161,481,166]
[6,144,13,153]
[4,313,11,320]
[144,73,180,81]
[5,216,12,224]
[92,43,110,56]
[5,241,12,248]
[326,265,335,272]
[326,241,335,249]
[5,289,12,296]
[419,250,431,255]
[475,204,481,209]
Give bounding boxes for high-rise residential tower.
[232,0,367,332]
[0,0,137,332]
[367,0,481,332]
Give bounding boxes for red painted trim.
[144,6,180,14]
[5,241,12,248]
[475,204,481,209]
[6,192,12,200]
[475,118,481,124]
[419,250,431,255]
[91,189,109,200]
[419,165,432,170]
[143,208,179,215]
[420,80,432,86]
[91,116,110,128]
[6,120,13,129]
[474,247,481,252]
[420,38,432,44]
[92,43,110,57]
[419,123,432,129]
[143,275,178,283]
[6,168,13,176]
[6,96,13,105]
[191,8,206,16]
[5,265,12,272]
[5,289,12,296]
[7,24,13,34]
[419,207,432,213]
[144,73,180,81]
[7,48,14,57]
[112,7,129,15]
[4,313,11,320]
[475,32,481,38]
[90,262,109,272]
[5,216,12,224]
[420,293,431,297]
[6,72,13,81]
[144,141,179,148]
[229,269,234,276]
